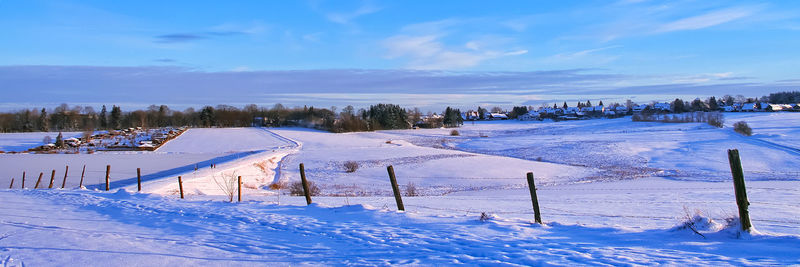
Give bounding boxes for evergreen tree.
[586,100,592,107]
[199,106,216,127]
[38,108,49,132]
[110,105,122,129]
[707,96,719,110]
[562,102,568,109]
[99,105,108,129]
[577,102,583,108]
[671,98,686,113]
[443,107,463,127]
[55,132,64,148]
[598,100,604,106]
[477,107,487,120]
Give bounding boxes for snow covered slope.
[0,132,82,152]
[0,189,798,266]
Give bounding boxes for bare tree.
[213,171,239,202]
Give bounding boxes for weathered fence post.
[386,165,404,211]
[178,176,184,199]
[105,165,110,191]
[8,178,13,189]
[79,165,86,188]
[61,165,69,189]
[727,149,752,231]
[34,173,43,189]
[48,169,56,189]
[21,172,25,188]
[137,168,142,192]
[526,172,543,224]
[237,176,242,202]
[299,163,312,205]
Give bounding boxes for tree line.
[0,103,464,133]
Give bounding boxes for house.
[653,103,671,111]
[741,103,757,112]
[64,138,81,147]
[580,106,594,113]
[603,110,617,116]
[593,105,605,113]
[766,104,785,112]
[723,105,737,112]
[615,106,629,113]
[541,108,564,115]
[462,111,480,121]
[486,113,508,120]
[565,107,580,114]
[518,112,540,121]
[632,104,648,112]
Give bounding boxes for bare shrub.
[42,135,52,144]
[269,180,287,190]
[479,212,494,222]
[213,171,239,202]
[343,161,359,173]
[707,112,724,128]
[289,180,321,196]
[734,121,752,136]
[405,182,418,196]
[450,129,460,136]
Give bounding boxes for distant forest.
[0,102,463,133]
[1,91,797,133]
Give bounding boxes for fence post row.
[387,165,405,211]
[178,176,184,199]
[299,163,312,205]
[526,172,543,224]
[48,170,55,189]
[61,165,69,189]
[727,149,753,231]
[79,165,86,188]
[34,173,43,189]
[237,176,242,202]
[105,165,111,191]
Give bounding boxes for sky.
[1,0,799,111]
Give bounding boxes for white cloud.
[656,6,761,33]
[325,3,381,24]
[383,35,527,70]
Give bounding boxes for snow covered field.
[0,132,82,152]
[1,113,799,265]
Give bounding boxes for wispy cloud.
[383,35,527,70]
[318,2,381,25]
[656,6,762,33]
[550,45,622,61]
[154,33,207,43]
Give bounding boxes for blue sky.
[1,0,799,111]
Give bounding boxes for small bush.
[289,180,321,196]
[405,182,418,196]
[42,135,52,144]
[707,112,724,128]
[733,121,752,136]
[269,180,287,190]
[450,129,460,136]
[343,161,359,173]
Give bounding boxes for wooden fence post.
[386,165,404,211]
[237,176,242,202]
[79,165,86,188]
[8,178,13,189]
[21,171,25,189]
[299,163,312,205]
[48,170,56,189]
[526,172,543,224]
[178,176,184,199]
[61,165,69,189]
[137,168,142,192]
[105,165,110,191]
[34,173,43,189]
[727,149,752,231]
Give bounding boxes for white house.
[486,113,508,120]
[518,112,540,121]
[653,103,671,111]
[580,106,594,112]
[632,104,648,112]
[593,105,605,113]
[741,103,756,111]
[565,107,580,114]
[723,105,737,112]
[615,106,629,113]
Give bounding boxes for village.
[23,127,186,153]
[452,99,800,122]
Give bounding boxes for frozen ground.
[0,132,82,152]
[1,113,799,265]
